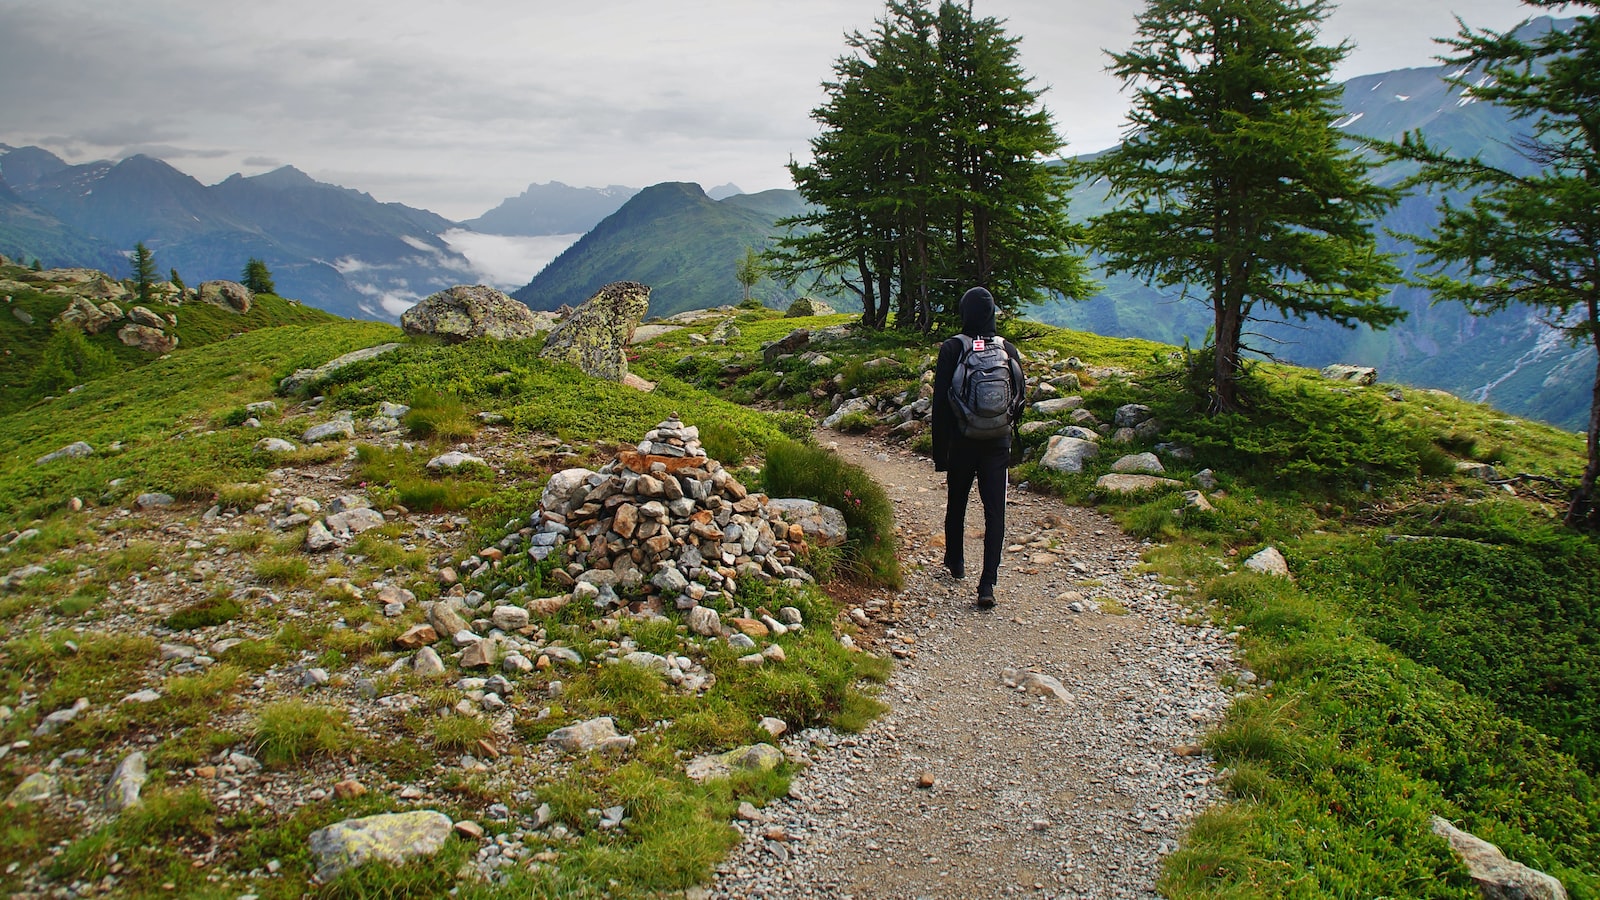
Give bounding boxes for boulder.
[1321,364,1377,386]
[1039,436,1100,473]
[197,281,253,313]
[765,498,848,547]
[401,284,547,343]
[763,328,811,363]
[307,810,454,882]
[303,420,356,443]
[1430,817,1568,900]
[1243,546,1291,578]
[127,306,166,328]
[546,716,635,754]
[785,297,835,317]
[1114,404,1154,428]
[105,751,148,811]
[117,323,178,354]
[1094,474,1183,494]
[1032,397,1085,415]
[278,343,403,395]
[36,441,95,465]
[55,296,122,334]
[685,743,785,782]
[1111,452,1165,475]
[426,451,487,471]
[538,281,651,381]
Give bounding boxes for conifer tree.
[1389,4,1600,526]
[131,242,157,305]
[735,247,765,304]
[1083,0,1402,412]
[771,0,1089,331]
[241,258,275,295]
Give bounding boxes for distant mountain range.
[1,15,1591,429]
[459,181,640,236]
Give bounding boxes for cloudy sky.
[0,0,1542,222]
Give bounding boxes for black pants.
[944,441,1009,591]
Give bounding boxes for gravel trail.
[707,432,1239,899]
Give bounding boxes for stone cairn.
[525,416,842,639]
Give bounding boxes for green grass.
[761,438,902,588]
[162,594,243,630]
[251,700,359,768]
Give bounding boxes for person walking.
[931,286,1025,608]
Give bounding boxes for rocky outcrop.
[401,285,549,342]
[786,297,835,317]
[1321,364,1377,386]
[55,296,123,334]
[538,281,650,381]
[197,281,253,314]
[307,810,454,882]
[278,343,403,394]
[1430,817,1568,900]
[117,324,178,354]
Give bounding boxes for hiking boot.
[976,586,996,609]
[942,557,965,580]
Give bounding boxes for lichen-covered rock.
[278,343,402,395]
[538,281,651,381]
[307,810,453,882]
[685,743,784,782]
[1321,364,1377,386]
[401,284,548,342]
[36,442,94,465]
[117,323,178,354]
[54,296,122,334]
[785,297,835,317]
[197,280,253,313]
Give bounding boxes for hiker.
[932,286,1025,608]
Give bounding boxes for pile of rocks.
[524,417,845,631]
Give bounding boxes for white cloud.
[0,0,1544,220]
[439,230,582,291]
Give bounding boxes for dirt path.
[706,432,1238,900]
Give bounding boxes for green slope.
[512,183,814,318]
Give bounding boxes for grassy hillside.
[653,318,1598,897]
[0,259,342,418]
[1,278,1596,896]
[512,183,814,319]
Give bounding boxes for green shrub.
[28,326,119,395]
[162,595,242,630]
[402,387,476,440]
[761,438,901,587]
[252,701,357,767]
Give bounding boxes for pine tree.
[131,242,157,305]
[241,258,275,295]
[770,0,1090,331]
[169,268,186,293]
[1083,0,1402,412]
[1388,5,1600,526]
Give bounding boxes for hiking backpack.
[948,334,1023,441]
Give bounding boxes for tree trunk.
[1213,294,1244,413]
[856,249,879,330]
[1566,293,1600,528]
[875,267,893,330]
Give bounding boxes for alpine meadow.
[0,1,1596,898]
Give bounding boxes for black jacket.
[932,287,1024,472]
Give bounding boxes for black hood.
[959,287,996,336]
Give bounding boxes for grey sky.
[0,0,1540,221]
